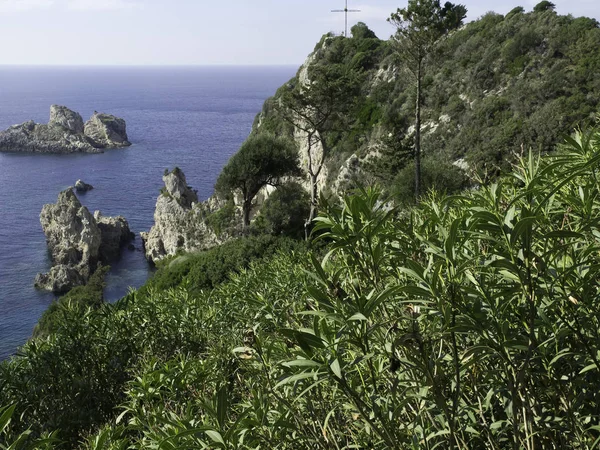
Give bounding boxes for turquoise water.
[0,65,296,360]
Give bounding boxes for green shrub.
[141,235,306,295]
[254,182,310,238]
[351,22,377,40]
[533,1,556,12]
[205,199,236,235]
[34,266,109,338]
[392,156,471,203]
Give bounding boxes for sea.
[0,65,297,361]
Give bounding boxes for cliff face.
[94,212,135,262]
[141,169,224,263]
[35,189,134,293]
[0,105,131,154]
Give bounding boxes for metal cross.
[331,0,361,37]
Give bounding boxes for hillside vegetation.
[255,6,600,199]
[2,125,600,449]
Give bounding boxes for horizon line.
[0,63,301,68]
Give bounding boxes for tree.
[351,22,378,40]
[533,1,556,12]
[389,0,467,200]
[506,6,525,18]
[258,181,310,238]
[215,134,301,229]
[280,60,361,231]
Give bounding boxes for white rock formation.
[35,189,134,293]
[141,169,222,263]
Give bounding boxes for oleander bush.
[2,126,600,449]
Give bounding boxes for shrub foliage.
[1,127,600,448]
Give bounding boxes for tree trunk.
[415,59,422,202]
[242,199,251,232]
[305,172,319,240]
[304,132,319,240]
[308,173,318,223]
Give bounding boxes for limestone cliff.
[35,189,134,293]
[141,169,225,263]
[0,105,131,154]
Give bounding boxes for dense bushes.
[253,182,310,238]
[392,156,471,203]
[2,126,600,448]
[142,234,306,294]
[34,266,109,338]
[0,235,306,447]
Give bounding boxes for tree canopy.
[534,1,556,12]
[280,57,362,227]
[351,22,378,40]
[215,133,301,228]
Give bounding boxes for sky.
[0,0,598,66]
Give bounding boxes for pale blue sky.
[0,0,598,65]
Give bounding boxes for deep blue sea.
[0,65,296,360]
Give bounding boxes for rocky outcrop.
[0,120,99,154]
[35,266,85,295]
[35,189,134,293]
[165,168,199,207]
[84,112,131,148]
[75,179,94,192]
[94,211,135,261]
[0,105,131,154]
[141,169,222,263]
[49,105,85,134]
[35,189,101,293]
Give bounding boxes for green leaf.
[330,359,342,379]
[216,385,228,429]
[282,359,322,368]
[275,371,321,388]
[205,430,226,446]
[510,216,537,247]
[0,404,15,434]
[580,363,598,375]
[543,230,584,239]
[280,328,326,354]
[348,313,368,321]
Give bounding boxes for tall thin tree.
[389,0,467,200]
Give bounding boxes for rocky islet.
[0,105,131,154]
[75,179,94,192]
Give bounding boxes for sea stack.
[84,111,131,148]
[35,188,134,293]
